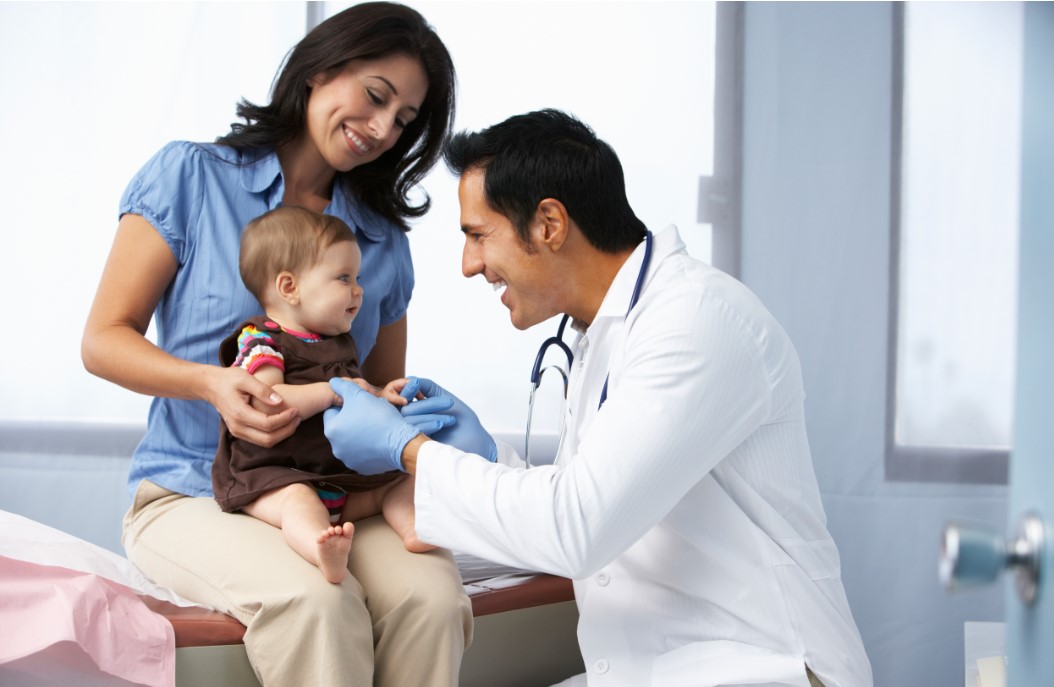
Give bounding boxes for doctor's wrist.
[400,434,430,475]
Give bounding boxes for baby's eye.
[338,275,350,283]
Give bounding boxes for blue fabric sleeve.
[379,229,415,327]
[118,141,207,266]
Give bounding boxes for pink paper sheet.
[0,556,175,687]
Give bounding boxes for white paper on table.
[0,509,207,609]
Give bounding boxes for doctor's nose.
[462,242,483,278]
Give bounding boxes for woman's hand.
[203,365,300,447]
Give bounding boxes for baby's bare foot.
[317,522,354,583]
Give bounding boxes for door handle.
[940,512,1044,605]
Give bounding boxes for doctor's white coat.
[415,226,872,687]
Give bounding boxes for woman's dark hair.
[217,2,456,230]
[444,109,646,253]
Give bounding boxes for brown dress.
[212,316,400,513]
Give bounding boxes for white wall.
[375,0,716,441]
[0,2,305,424]
[740,4,1007,686]
[0,1,715,447]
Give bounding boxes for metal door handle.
[940,512,1044,605]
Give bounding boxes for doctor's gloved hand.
[324,378,451,474]
[400,377,498,462]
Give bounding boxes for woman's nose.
[368,113,394,143]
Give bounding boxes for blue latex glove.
[400,377,498,462]
[324,378,450,474]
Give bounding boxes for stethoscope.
[524,230,654,467]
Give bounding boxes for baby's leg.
[382,476,436,553]
[242,483,354,584]
[339,478,434,553]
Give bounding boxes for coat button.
[596,572,610,586]
[594,659,609,674]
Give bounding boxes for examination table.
[1,426,583,686]
[142,572,583,687]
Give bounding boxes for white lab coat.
[415,226,872,687]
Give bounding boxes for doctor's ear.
[275,271,300,305]
[534,198,569,251]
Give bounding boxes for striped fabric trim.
[231,325,286,374]
[317,487,348,523]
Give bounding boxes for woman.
[81,3,468,684]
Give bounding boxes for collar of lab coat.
[582,224,685,335]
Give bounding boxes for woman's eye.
[367,89,383,105]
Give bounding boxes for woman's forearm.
[82,322,214,402]
[361,316,408,385]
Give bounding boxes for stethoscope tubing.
[524,231,654,467]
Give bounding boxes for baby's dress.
[212,316,400,514]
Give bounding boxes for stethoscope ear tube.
[525,231,654,466]
[598,231,653,409]
[529,315,574,386]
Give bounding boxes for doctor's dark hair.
[216,2,456,231]
[239,207,357,304]
[443,109,646,253]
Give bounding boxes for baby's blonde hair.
[239,206,357,303]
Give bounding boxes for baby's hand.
[381,378,416,407]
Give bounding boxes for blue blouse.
[119,141,414,497]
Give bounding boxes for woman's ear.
[534,198,569,252]
[275,271,299,305]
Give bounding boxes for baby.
[212,206,431,584]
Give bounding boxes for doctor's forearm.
[401,434,430,474]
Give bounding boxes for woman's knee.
[381,575,472,637]
[417,580,472,625]
[256,571,369,630]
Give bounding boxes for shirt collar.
[237,151,389,243]
[587,225,685,330]
[238,148,284,196]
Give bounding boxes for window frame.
[699,1,744,278]
[884,3,1010,485]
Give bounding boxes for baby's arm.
[252,365,338,420]
[336,377,412,407]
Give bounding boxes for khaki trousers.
[123,480,472,686]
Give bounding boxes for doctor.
[323,110,872,687]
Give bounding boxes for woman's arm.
[81,214,299,446]
[360,315,407,386]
